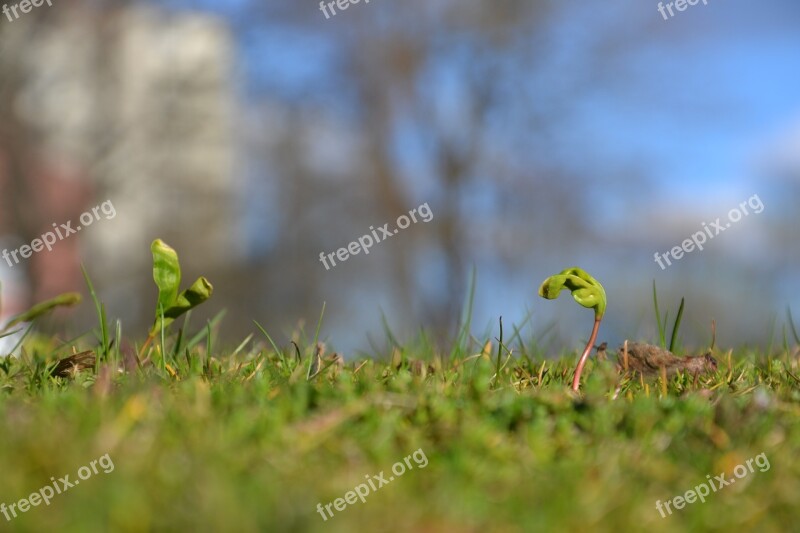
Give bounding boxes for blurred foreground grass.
[0,335,799,533]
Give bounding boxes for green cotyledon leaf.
[151,239,181,314]
[151,277,213,334]
[538,267,606,319]
[165,277,213,320]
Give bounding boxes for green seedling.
[538,267,606,392]
[140,239,214,368]
[149,239,213,336]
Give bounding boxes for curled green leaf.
[538,267,606,319]
[165,277,213,320]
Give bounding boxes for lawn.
[0,330,798,532]
[0,246,797,532]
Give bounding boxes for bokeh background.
[1,0,799,356]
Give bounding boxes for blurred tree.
[238,0,595,346]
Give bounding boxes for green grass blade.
[253,320,282,357]
[171,326,184,361]
[114,319,122,366]
[494,316,503,387]
[787,307,800,345]
[159,303,166,373]
[380,309,401,350]
[231,334,254,359]
[307,302,326,379]
[313,301,326,348]
[506,307,534,351]
[81,265,109,364]
[668,297,685,353]
[783,324,790,357]
[206,320,213,367]
[452,265,476,359]
[7,323,34,356]
[0,328,22,341]
[186,310,227,351]
[653,280,665,348]
[766,313,777,358]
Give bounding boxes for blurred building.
[0,3,236,328]
[94,6,237,270]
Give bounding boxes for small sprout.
[150,239,213,335]
[139,240,214,370]
[538,267,606,392]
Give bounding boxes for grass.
[0,260,795,531]
[0,322,799,533]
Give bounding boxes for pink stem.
[571,317,601,392]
